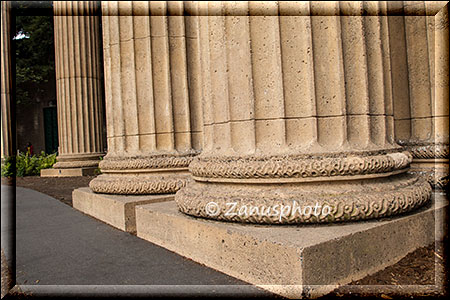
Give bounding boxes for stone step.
[134,192,447,299]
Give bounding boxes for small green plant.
[94,155,103,175]
[36,151,57,172]
[16,152,35,176]
[1,156,14,177]
[13,151,57,177]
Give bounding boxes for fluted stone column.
[391,1,449,190]
[1,1,12,161]
[175,1,432,224]
[89,1,203,194]
[44,1,105,176]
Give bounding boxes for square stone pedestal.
[72,187,174,233]
[135,193,447,299]
[40,167,97,177]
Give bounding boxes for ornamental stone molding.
[177,174,431,224]
[391,1,449,190]
[50,1,105,173]
[398,142,449,160]
[98,152,197,171]
[89,173,189,195]
[89,1,203,194]
[174,1,433,224]
[190,150,412,183]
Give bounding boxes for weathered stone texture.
[73,187,174,233]
[48,1,105,175]
[391,1,449,189]
[89,1,203,194]
[1,1,12,160]
[175,1,433,224]
[137,193,447,298]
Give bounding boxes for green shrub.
[16,152,35,176]
[94,155,103,175]
[1,151,57,177]
[36,151,57,172]
[1,156,14,177]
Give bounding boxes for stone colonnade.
[2,1,447,222]
[1,1,12,160]
[174,1,432,223]
[50,1,104,172]
[88,1,203,194]
[390,1,449,189]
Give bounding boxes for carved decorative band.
[99,154,197,171]
[175,174,431,224]
[432,174,449,190]
[409,169,449,190]
[89,174,189,195]
[190,151,412,180]
[400,143,449,159]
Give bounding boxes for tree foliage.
[14,1,54,105]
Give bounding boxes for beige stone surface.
[195,1,401,157]
[410,159,449,188]
[177,174,431,224]
[434,4,450,147]
[176,2,432,223]
[1,1,12,160]
[73,187,174,233]
[40,167,97,177]
[51,1,105,174]
[137,193,447,298]
[90,1,203,194]
[391,3,449,189]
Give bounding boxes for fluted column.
[1,1,12,161]
[89,1,202,194]
[176,1,432,224]
[51,1,104,170]
[391,1,449,189]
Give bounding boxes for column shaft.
[391,1,449,189]
[89,1,203,194]
[51,1,104,170]
[1,1,12,160]
[175,1,431,224]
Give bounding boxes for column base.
[89,153,197,195]
[403,143,449,190]
[136,193,447,299]
[176,173,432,224]
[72,187,174,233]
[53,153,103,169]
[89,173,191,195]
[409,159,449,190]
[40,167,97,177]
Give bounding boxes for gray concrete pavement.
[4,185,274,297]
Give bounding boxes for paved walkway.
[2,185,273,297]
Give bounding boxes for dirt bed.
[14,175,95,206]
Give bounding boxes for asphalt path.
[2,185,273,298]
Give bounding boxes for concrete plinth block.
[72,187,174,233]
[40,168,97,177]
[135,193,447,299]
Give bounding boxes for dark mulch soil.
[14,175,95,206]
[1,250,13,299]
[3,176,449,298]
[322,242,448,299]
